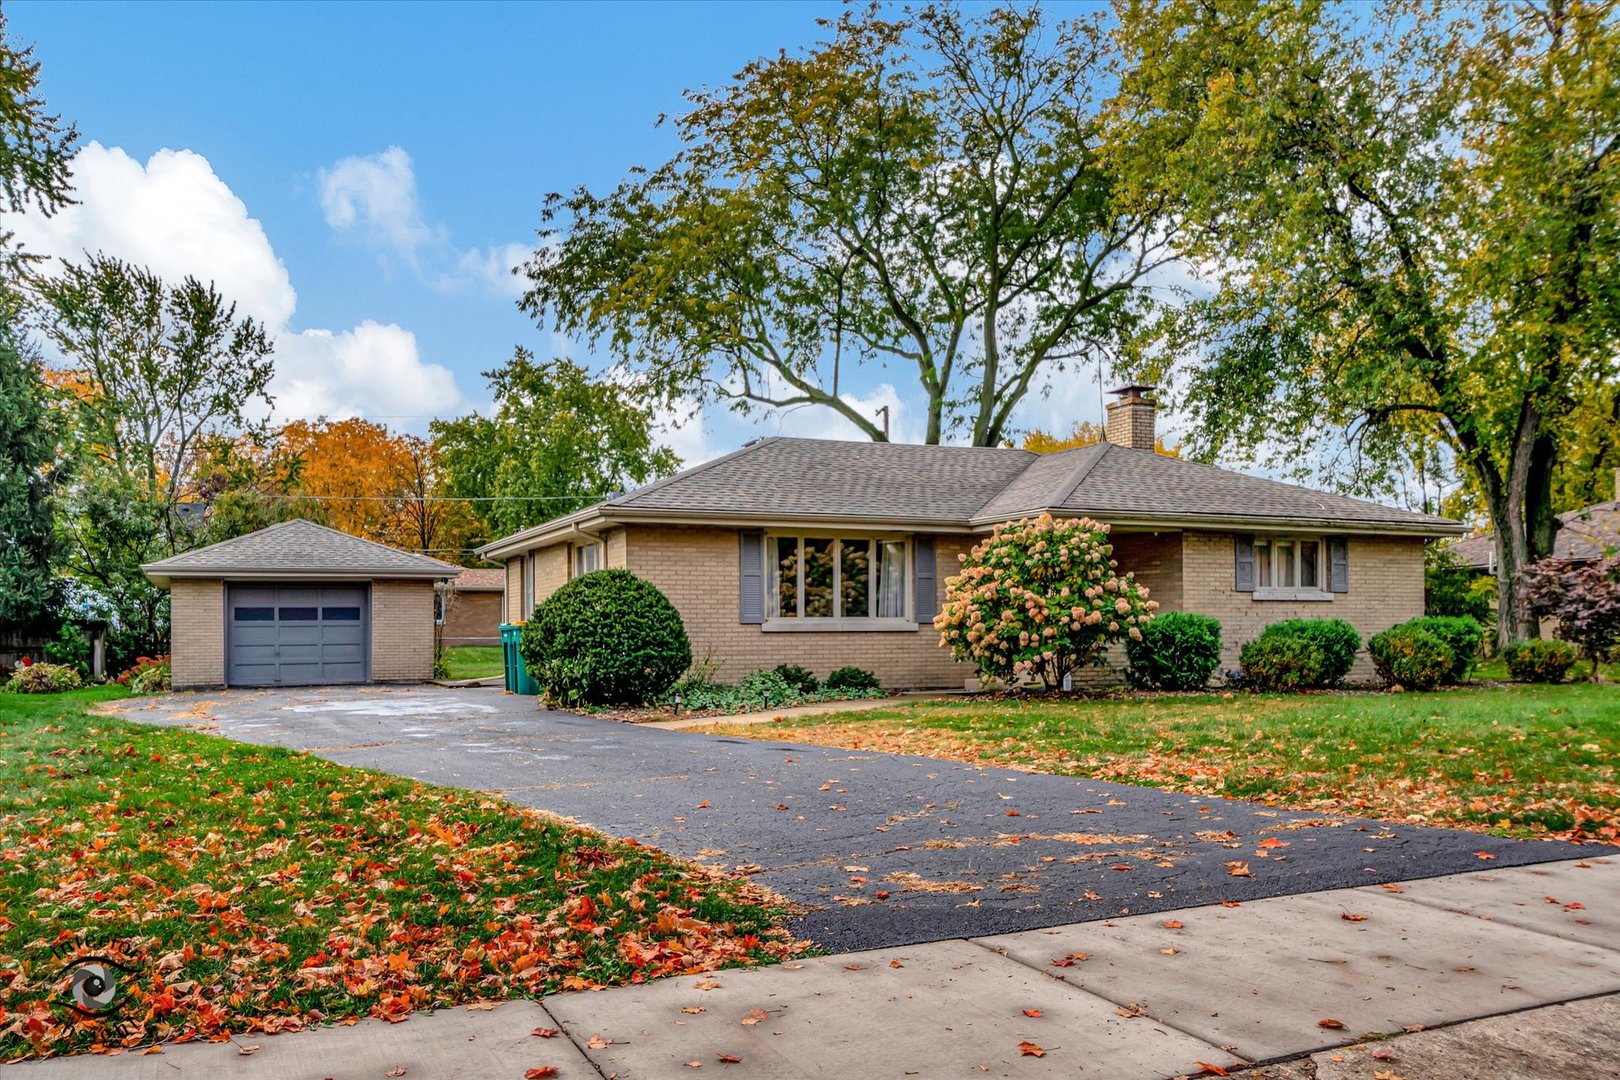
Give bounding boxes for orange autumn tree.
[1021,420,1180,457]
[275,418,477,558]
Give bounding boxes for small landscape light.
[673,692,683,715]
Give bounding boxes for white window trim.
[1253,535,1333,602]
[761,531,915,631]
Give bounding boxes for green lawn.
[440,645,505,680]
[709,682,1620,842]
[0,688,795,1061]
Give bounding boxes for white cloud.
[11,141,470,427]
[454,241,529,299]
[12,143,297,327]
[318,145,440,268]
[274,321,465,424]
[318,145,527,298]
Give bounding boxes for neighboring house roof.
[1450,500,1620,571]
[438,567,505,591]
[143,519,463,586]
[478,437,1462,560]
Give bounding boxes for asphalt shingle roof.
[600,437,1458,532]
[1450,500,1620,569]
[609,438,1038,522]
[143,519,463,580]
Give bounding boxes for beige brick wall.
[371,579,436,682]
[1178,531,1425,680]
[617,525,978,689]
[439,589,501,646]
[505,558,522,624]
[170,579,224,689]
[605,527,628,569]
[1111,531,1184,611]
[536,546,568,605]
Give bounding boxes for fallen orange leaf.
[1022,1008,1043,1018]
[1317,1018,1346,1030]
[1018,1041,1046,1057]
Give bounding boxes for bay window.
[767,535,909,624]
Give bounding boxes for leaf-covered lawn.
[708,683,1620,843]
[0,688,799,1062]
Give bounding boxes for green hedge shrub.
[1,661,84,694]
[1239,618,1361,691]
[520,570,691,705]
[824,666,882,693]
[771,664,820,694]
[1501,639,1578,684]
[1125,612,1223,691]
[1238,635,1326,692]
[1395,616,1481,682]
[1367,627,1453,691]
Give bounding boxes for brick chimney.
[1104,385,1158,451]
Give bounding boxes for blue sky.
[9,1,1114,462]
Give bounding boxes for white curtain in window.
[878,540,907,618]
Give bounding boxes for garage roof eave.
[143,567,459,588]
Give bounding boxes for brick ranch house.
[479,389,1465,689]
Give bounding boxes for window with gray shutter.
[1328,537,1350,593]
[1233,534,1256,593]
[739,530,765,624]
[913,536,937,624]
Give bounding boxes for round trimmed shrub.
[1125,612,1223,691]
[1241,618,1361,690]
[1501,639,1577,684]
[520,570,691,705]
[824,665,882,694]
[1238,634,1327,692]
[1367,627,1453,691]
[1397,616,1481,683]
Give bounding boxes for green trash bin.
[499,624,539,696]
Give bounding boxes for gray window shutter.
[739,530,765,624]
[913,536,937,624]
[1328,537,1350,593]
[1233,534,1256,593]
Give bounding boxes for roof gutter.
[142,567,461,588]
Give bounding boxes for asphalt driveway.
[108,685,1585,951]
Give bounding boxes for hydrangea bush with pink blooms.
[934,514,1157,689]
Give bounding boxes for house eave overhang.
[475,503,1465,561]
[969,506,1467,537]
[476,506,985,558]
[142,566,460,589]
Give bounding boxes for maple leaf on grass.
[0,692,805,1065]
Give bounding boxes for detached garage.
[142,519,462,690]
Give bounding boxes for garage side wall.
[170,579,224,689]
[371,580,436,681]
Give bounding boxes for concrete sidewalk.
[12,855,1616,1079]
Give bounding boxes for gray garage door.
[226,585,369,687]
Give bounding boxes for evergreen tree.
[0,316,60,636]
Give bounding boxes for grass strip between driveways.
[0,687,799,1062]
[440,645,505,680]
[708,683,1620,843]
